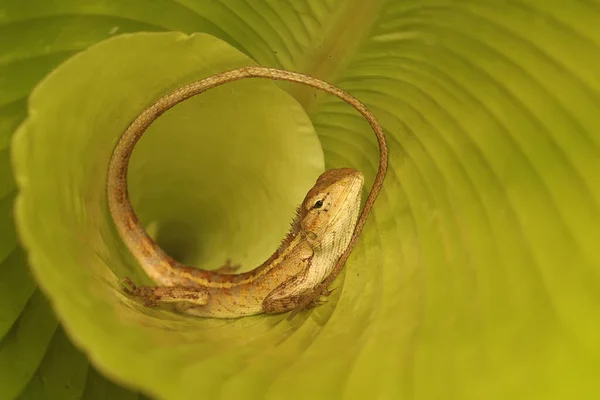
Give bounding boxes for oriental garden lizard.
[107,66,388,318]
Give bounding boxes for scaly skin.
[107,66,388,318]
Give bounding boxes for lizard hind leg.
[121,277,210,307]
[213,259,242,274]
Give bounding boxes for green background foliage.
[2,1,600,399]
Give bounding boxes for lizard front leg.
[262,272,308,314]
[262,251,335,314]
[262,275,336,314]
[122,277,210,307]
[261,245,316,314]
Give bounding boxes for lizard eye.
[312,200,324,209]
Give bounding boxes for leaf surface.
[3,0,600,398]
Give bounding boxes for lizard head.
[299,168,364,250]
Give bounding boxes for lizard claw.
[307,297,327,309]
[306,286,337,308]
[319,285,337,298]
[120,277,159,307]
[121,277,137,294]
[214,259,242,274]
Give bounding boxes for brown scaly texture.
[107,66,388,317]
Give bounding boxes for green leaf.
[4,1,600,399]
[0,290,58,398]
[17,326,89,400]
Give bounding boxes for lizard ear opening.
[312,200,324,209]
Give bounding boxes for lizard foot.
[305,286,337,309]
[286,285,337,320]
[214,259,242,274]
[121,277,210,307]
[121,277,160,307]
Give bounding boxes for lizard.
[107,66,388,318]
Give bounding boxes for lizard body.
[113,168,363,318]
[107,66,388,318]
